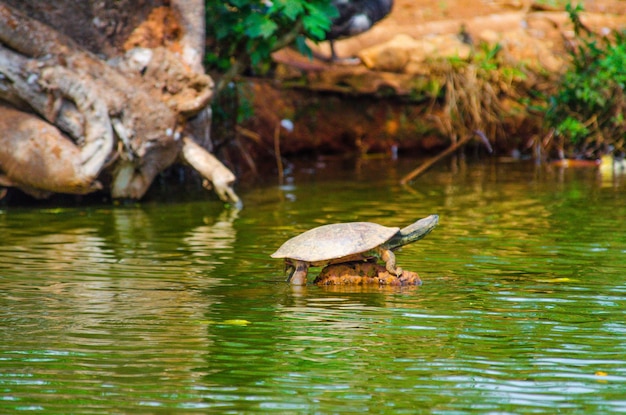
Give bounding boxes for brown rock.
[478,27,566,73]
[359,34,471,74]
[314,262,422,286]
[358,34,416,72]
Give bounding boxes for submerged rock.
[314,262,422,286]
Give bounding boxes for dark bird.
[326,0,394,61]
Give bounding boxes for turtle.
[271,214,438,285]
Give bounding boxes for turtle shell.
[271,222,400,262]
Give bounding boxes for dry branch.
[400,130,492,184]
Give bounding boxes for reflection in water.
[1,160,626,413]
[0,204,242,407]
[184,208,239,269]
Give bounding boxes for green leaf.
[272,0,304,20]
[295,35,313,58]
[302,10,331,40]
[244,13,278,39]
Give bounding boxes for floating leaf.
[536,277,574,283]
[223,319,251,326]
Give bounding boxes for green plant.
[206,0,337,92]
[544,4,626,156]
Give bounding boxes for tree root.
[180,137,241,207]
[0,105,103,197]
[0,3,240,204]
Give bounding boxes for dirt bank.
[235,0,626,166]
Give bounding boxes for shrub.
[206,0,336,87]
[544,4,626,157]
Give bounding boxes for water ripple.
[2,162,626,413]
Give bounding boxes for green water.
[1,158,626,414]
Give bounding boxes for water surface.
[1,158,626,413]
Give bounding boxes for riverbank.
[237,0,626,162]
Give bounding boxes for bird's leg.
[286,260,309,285]
[377,247,402,277]
[330,40,339,61]
[327,40,361,65]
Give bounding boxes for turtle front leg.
[377,247,403,277]
[286,260,309,285]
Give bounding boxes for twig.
[235,125,263,144]
[400,130,491,185]
[274,122,284,186]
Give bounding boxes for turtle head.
[387,214,439,248]
[283,260,309,285]
[284,261,296,281]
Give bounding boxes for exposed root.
[180,136,241,206]
[0,105,103,196]
[428,51,532,148]
[0,3,240,204]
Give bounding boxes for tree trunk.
[0,1,240,206]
